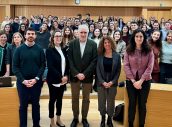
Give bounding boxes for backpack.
[113,103,124,122]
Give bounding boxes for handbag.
[113,103,124,122]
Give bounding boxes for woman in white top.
[113,30,126,59]
[46,30,69,127]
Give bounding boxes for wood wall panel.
[124,83,172,127]
[15,6,142,22]
[0,6,6,22]
[147,9,171,21]
[0,0,172,7]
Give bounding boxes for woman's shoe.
[100,115,105,127]
[56,122,65,127]
[107,116,114,127]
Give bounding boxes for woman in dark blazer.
[46,30,69,127]
[96,36,121,127]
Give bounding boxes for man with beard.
[13,27,45,127]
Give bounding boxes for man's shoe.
[82,119,90,127]
[70,119,79,127]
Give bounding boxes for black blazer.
[46,47,69,84]
[68,38,97,83]
[96,52,121,87]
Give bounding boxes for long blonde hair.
[12,32,24,45]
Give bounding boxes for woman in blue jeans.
[159,31,172,84]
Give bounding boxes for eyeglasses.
[54,35,62,38]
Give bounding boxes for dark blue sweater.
[12,43,45,82]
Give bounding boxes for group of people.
[0,14,172,127]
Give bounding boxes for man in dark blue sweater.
[13,27,45,127]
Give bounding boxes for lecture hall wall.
[0,0,172,22]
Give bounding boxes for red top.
[124,49,154,81]
[151,45,160,73]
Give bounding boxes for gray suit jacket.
[68,38,97,83]
[96,52,121,87]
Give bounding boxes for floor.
[28,83,124,127]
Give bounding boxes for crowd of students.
[0,14,172,127]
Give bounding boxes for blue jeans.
[159,62,172,84]
[17,80,43,127]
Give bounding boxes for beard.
[27,37,34,42]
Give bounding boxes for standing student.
[35,23,51,81]
[3,24,13,43]
[96,36,121,127]
[13,27,45,127]
[0,31,9,76]
[124,29,154,127]
[92,28,101,48]
[46,30,69,127]
[159,31,172,84]
[113,30,126,59]
[148,30,162,83]
[68,24,97,127]
[5,32,24,76]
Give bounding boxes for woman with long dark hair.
[62,26,73,45]
[19,23,27,40]
[148,30,162,83]
[3,24,13,43]
[92,28,101,48]
[97,36,121,127]
[124,29,154,127]
[113,30,126,59]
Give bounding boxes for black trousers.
[126,80,151,125]
[17,80,43,127]
[48,84,65,118]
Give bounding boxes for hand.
[107,81,113,88]
[133,80,143,89]
[61,76,68,85]
[76,73,85,80]
[22,80,33,87]
[102,82,109,88]
[26,79,37,87]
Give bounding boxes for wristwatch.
[35,77,40,81]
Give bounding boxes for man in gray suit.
[68,24,97,127]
